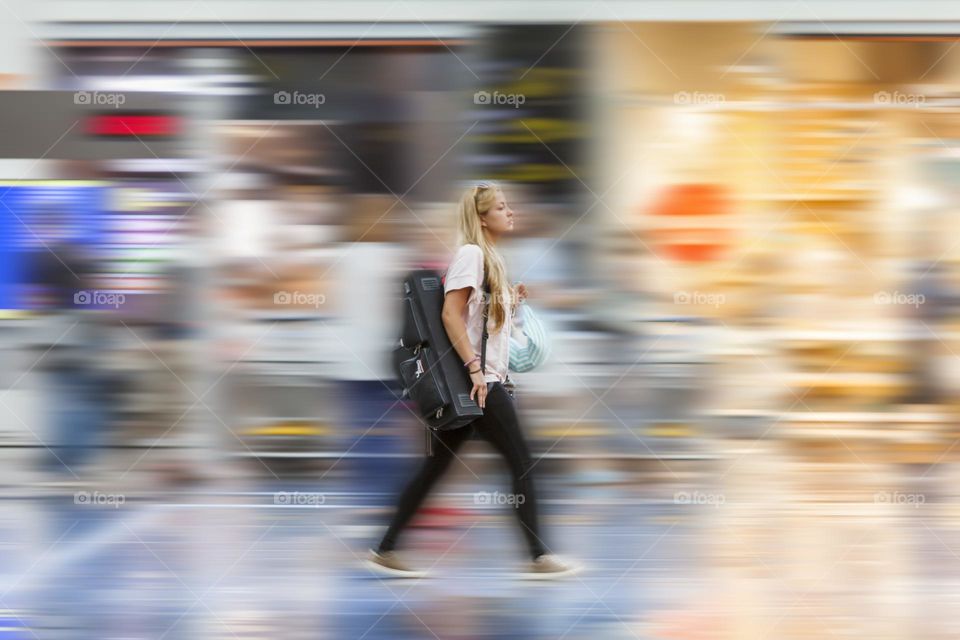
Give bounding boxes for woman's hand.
[516,282,528,303]
[469,369,488,409]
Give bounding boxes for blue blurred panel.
[0,181,107,310]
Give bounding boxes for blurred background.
[3,1,960,638]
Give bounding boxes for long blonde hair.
[456,182,512,333]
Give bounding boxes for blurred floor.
[1,443,959,640]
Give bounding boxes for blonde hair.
[456,182,513,333]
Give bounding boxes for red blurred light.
[86,114,181,137]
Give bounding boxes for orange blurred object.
[649,183,734,262]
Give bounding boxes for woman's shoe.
[365,549,428,579]
[523,554,583,579]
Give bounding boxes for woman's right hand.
[469,370,487,409]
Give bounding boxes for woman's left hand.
[516,282,528,302]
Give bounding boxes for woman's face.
[482,189,515,237]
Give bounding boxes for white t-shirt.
[444,244,512,384]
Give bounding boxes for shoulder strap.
[480,282,490,374]
[441,266,490,375]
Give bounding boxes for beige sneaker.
[366,549,428,579]
[524,554,583,579]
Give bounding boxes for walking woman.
[368,183,579,578]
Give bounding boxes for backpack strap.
[443,267,490,376]
[479,282,490,375]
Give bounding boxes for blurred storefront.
[596,24,960,455]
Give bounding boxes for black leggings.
[377,382,546,559]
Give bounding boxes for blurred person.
[368,183,580,578]
[31,241,112,475]
[906,261,958,406]
[502,200,591,444]
[398,201,458,272]
[330,195,415,493]
[504,199,579,308]
[133,262,206,486]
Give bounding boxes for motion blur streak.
[0,3,959,638]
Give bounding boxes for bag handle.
[480,281,490,375]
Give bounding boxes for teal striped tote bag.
[509,303,551,373]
